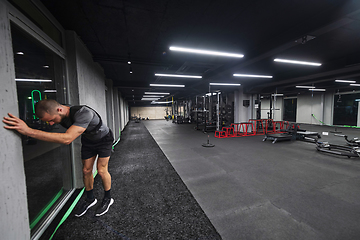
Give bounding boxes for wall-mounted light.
[274,58,321,66]
[150,84,185,87]
[233,74,273,78]
[155,73,202,79]
[169,46,244,58]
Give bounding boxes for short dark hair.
[35,99,61,118]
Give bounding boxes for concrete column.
[0,1,30,238]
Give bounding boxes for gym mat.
[50,121,221,239]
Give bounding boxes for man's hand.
[3,113,31,136]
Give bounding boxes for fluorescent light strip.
[15,78,52,82]
[274,58,321,66]
[44,90,57,93]
[150,84,185,87]
[151,101,174,104]
[350,84,360,87]
[142,95,164,98]
[233,74,273,78]
[141,98,160,101]
[144,92,170,95]
[272,94,284,96]
[309,89,326,91]
[169,46,244,58]
[210,83,241,86]
[155,73,202,79]
[296,86,315,88]
[335,80,356,83]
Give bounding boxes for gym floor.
[143,120,360,240]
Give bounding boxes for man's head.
[35,99,66,125]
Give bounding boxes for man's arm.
[3,113,85,145]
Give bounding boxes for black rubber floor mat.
[52,121,221,239]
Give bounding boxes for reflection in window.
[11,23,71,234]
[333,93,360,126]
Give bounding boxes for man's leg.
[95,156,114,216]
[82,156,97,191]
[74,155,97,217]
[97,156,111,191]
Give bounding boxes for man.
[3,99,114,217]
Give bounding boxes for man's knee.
[97,167,109,177]
[82,167,93,176]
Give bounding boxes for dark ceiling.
[40,0,360,106]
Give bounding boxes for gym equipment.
[334,134,360,147]
[202,135,215,147]
[263,123,321,144]
[315,140,360,158]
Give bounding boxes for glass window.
[9,0,62,47]
[333,93,360,126]
[11,22,71,235]
[283,98,297,122]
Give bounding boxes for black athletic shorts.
[81,129,114,160]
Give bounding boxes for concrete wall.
[0,1,30,239]
[74,36,107,123]
[113,88,121,140]
[131,106,170,119]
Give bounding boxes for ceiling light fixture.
[335,80,356,83]
[151,101,174,104]
[296,86,315,88]
[16,52,24,55]
[169,46,244,58]
[155,73,202,79]
[141,98,160,101]
[44,90,57,93]
[309,88,326,91]
[142,95,164,98]
[350,84,360,87]
[144,92,170,95]
[233,74,273,78]
[210,83,241,86]
[15,78,52,82]
[150,84,185,87]
[274,58,321,66]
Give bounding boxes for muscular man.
[3,99,114,217]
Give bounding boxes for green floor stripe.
[49,170,98,240]
[112,128,121,149]
[49,188,85,240]
[30,188,63,229]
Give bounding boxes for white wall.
[0,1,30,239]
[131,106,171,119]
[234,88,253,123]
[297,92,324,124]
